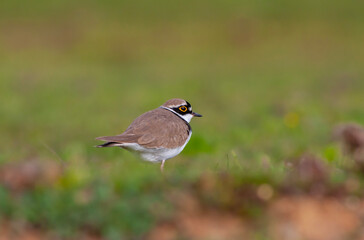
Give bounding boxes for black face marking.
[173,104,192,115]
[186,101,192,112]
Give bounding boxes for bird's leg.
[160,160,165,172]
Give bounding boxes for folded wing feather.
[95,108,190,149]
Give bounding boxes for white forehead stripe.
[167,105,181,108]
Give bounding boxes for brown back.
[96,108,190,149]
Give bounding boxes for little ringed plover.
[96,98,202,171]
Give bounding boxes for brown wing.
[96,108,190,149]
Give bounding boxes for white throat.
[160,106,193,123]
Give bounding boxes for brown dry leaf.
[294,154,328,183]
[334,123,364,154]
[285,154,329,195]
[334,123,364,168]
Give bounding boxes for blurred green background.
[0,0,364,239]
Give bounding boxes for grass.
[0,0,364,239]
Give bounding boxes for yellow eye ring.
[179,106,187,112]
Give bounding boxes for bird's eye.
[179,106,187,112]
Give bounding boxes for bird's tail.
[95,142,120,148]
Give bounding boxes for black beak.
[192,112,202,117]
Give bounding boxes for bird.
[95,98,202,171]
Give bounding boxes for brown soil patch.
[147,191,250,240]
[268,196,364,240]
[148,193,364,240]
